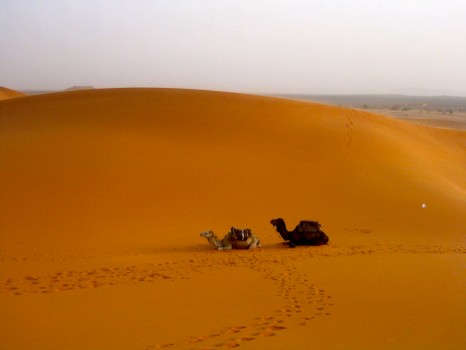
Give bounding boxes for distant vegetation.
[275,94,466,113]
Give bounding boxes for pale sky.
[1,0,465,95]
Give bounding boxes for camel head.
[270,218,285,227]
[270,218,290,241]
[200,230,215,238]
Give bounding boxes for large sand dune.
[1,88,465,349]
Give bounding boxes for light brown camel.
[200,228,260,250]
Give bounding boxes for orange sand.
[0,87,26,101]
[0,88,465,349]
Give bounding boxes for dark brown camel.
[270,218,329,248]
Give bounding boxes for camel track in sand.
[344,112,355,157]
[1,243,464,349]
[0,249,332,349]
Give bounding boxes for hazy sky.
[1,0,466,95]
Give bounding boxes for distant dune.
[0,86,27,100]
[0,88,465,349]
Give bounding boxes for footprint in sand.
[145,344,173,349]
[2,249,337,350]
[213,335,256,348]
[251,324,287,337]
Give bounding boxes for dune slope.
[0,87,26,101]
[1,88,465,255]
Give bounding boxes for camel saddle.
[230,227,253,249]
[230,227,252,241]
[296,221,321,233]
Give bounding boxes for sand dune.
[1,88,465,349]
[0,86,27,101]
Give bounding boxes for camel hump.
[230,227,252,241]
[297,221,321,233]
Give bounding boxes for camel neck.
[276,222,290,240]
[205,234,222,249]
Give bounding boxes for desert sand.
[0,88,465,349]
[0,86,26,101]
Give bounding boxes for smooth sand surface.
[0,87,26,101]
[1,88,465,349]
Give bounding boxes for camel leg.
[220,233,232,250]
[248,236,261,249]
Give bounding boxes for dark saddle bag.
[230,227,252,241]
